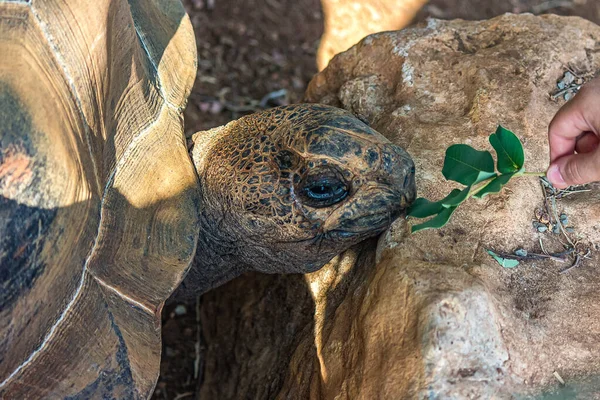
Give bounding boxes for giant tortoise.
[0,0,416,398]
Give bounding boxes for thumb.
[547,147,600,189]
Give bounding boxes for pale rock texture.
[198,14,600,399]
[317,0,427,70]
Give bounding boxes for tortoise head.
[190,104,415,274]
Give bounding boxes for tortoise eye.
[298,166,349,208]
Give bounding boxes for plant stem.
[466,170,546,199]
[467,177,495,198]
[521,171,546,177]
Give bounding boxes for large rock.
[198,14,600,399]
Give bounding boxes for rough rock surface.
[199,14,600,399]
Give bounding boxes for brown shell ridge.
[131,24,171,111]
[92,274,155,315]
[26,1,103,195]
[133,41,176,112]
[127,5,181,114]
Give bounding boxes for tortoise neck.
[171,209,248,300]
[196,217,248,292]
[173,125,246,298]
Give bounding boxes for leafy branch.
[408,126,545,233]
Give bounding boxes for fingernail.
[547,164,566,187]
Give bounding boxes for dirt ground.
[180,0,324,135]
[153,1,600,399]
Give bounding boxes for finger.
[548,81,600,162]
[575,132,600,154]
[547,146,600,188]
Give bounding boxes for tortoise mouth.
[325,225,387,241]
[326,207,403,239]
[321,181,411,234]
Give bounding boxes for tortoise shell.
[0,0,198,398]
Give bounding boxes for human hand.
[547,77,600,189]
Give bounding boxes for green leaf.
[408,187,471,219]
[407,197,444,218]
[441,187,471,207]
[489,126,525,173]
[411,206,457,233]
[473,173,515,199]
[442,144,496,186]
[486,249,519,268]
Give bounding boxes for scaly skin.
[175,104,416,297]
